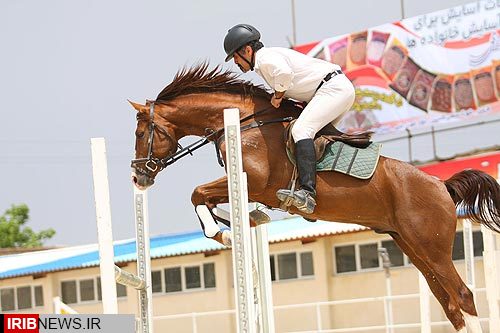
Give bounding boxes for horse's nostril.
[132,175,138,184]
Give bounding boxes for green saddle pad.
[316,141,381,179]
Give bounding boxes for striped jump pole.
[91,137,153,333]
[224,108,275,333]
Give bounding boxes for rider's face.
[233,46,253,73]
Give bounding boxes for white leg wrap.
[461,310,483,333]
[221,230,232,247]
[196,205,220,238]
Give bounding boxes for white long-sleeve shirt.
[254,47,341,102]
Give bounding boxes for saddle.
[284,120,373,162]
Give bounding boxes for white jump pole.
[418,272,431,333]
[224,108,275,333]
[252,224,275,333]
[91,137,118,314]
[132,187,154,333]
[225,108,256,333]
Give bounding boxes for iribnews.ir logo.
[0,314,102,332]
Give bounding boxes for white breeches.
[291,74,356,142]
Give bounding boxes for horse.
[129,63,500,332]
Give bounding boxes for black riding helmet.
[223,24,261,62]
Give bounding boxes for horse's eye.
[136,131,145,138]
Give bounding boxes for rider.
[223,24,356,214]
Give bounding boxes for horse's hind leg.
[396,214,482,332]
[391,233,465,330]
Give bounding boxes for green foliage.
[0,204,55,248]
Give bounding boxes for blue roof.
[0,217,364,279]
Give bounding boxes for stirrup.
[276,189,316,214]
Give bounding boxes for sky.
[0,0,477,247]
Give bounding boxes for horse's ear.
[128,100,146,113]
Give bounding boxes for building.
[0,213,496,332]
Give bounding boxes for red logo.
[3,314,39,333]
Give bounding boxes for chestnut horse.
[130,64,500,332]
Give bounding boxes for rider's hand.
[271,95,283,108]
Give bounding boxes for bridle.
[130,100,294,177]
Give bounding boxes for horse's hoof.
[221,230,232,247]
[249,209,271,225]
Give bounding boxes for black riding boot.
[276,139,317,214]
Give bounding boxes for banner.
[295,0,500,134]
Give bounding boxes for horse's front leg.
[191,176,233,246]
[191,176,271,247]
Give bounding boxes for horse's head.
[129,100,178,190]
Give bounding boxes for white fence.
[91,137,154,333]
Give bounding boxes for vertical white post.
[134,187,154,333]
[384,276,394,333]
[483,161,500,332]
[463,219,476,289]
[224,108,256,333]
[482,224,500,333]
[418,272,431,333]
[253,224,275,333]
[91,137,118,314]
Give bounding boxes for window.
[16,286,32,310]
[335,240,409,274]
[185,266,201,289]
[473,231,484,257]
[335,245,356,273]
[80,279,95,302]
[0,286,44,311]
[165,267,182,293]
[453,231,484,261]
[34,286,44,307]
[360,243,379,269]
[63,277,126,305]
[270,255,276,281]
[96,278,125,300]
[152,271,162,293]
[300,252,314,276]
[1,288,15,311]
[203,263,216,288]
[116,283,127,298]
[270,251,314,281]
[61,281,77,304]
[278,253,298,280]
[158,262,216,294]
[381,240,404,267]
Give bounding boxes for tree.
[0,204,55,248]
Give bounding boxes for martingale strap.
[213,116,294,167]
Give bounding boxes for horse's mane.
[156,62,270,102]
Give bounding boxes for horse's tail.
[444,169,500,232]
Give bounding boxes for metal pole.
[91,138,118,314]
[400,0,405,19]
[291,0,297,46]
[378,248,393,333]
[482,162,500,332]
[134,188,154,333]
[254,225,275,332]
[463,219,476,290]
[225,108,256,333]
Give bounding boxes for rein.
[130,102,294,172]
